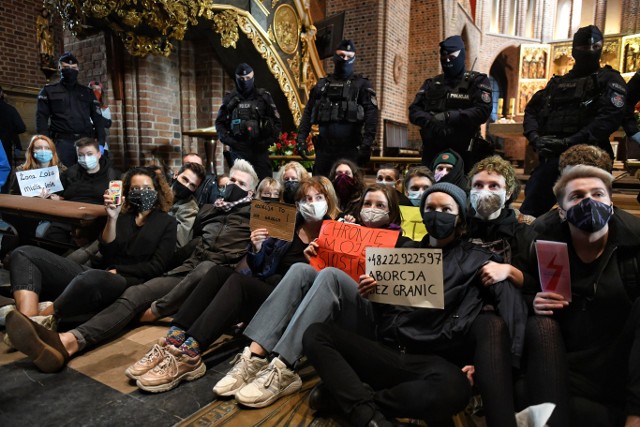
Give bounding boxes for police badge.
[611,93,624,108]
[481,91,491,104]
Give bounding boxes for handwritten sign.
[535,240,572,301]
[366,248,444,309]
[400,205,427,241]
[250,200,297,241]
[309,220,399,282]
[17,166,63,197]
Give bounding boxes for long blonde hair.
[22,135,63,170]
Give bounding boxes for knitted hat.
[573,25,603,47]
[420,182,468,222]
[433,150,458,167]
[235,63,254,77]
[59,52,78,64]
[336,39,356,53]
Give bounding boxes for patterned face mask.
[470,189,506,219]
[128,189,158,212]
[564,197,613,233]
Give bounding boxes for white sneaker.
[212,346,269,397]
[235,357,302,408]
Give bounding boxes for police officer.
[409,35,492,172]
[36,52,106,167]
[521,25,627,217]
[622,70,640,146]
[296,39,378,177]
[215,63,282,181]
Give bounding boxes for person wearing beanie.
[215,63,282,181]
[36,52,106,167]
[302,180,527,426]
[409,35,493,172]
[431,148,468,189]
[296,39,379,177]
[521,25,627,217]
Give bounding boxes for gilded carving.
[288,53,301,87]
[272,0,281,8]
[622,35,640,74]
[273,4,299,55]
[213,10,240,49]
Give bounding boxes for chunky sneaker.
[235,357,302,408]
[125,338,167,380]
[136,345,206,393]
[212,346,269,397]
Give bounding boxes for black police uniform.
[36,82,105,167]
[622,71,640,141]
[0,95,26,170]
[215,88,281,181]
[297,73,378,177]
[521,66,626,216]
[409,71,492,171]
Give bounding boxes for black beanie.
[336,39,356,53]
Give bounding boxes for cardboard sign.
[309,220,399,282]
[400,205,427,241]
[366,247,445,309]
[535,240,572,302]
[250,200,297,241]
[17,166,63,197]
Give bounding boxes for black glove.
[357,145,372,167]
[224,136,239,150]
[296,139,310,160]
[432,112,449,124]
[535,136,569,157]
[429,112,450,137]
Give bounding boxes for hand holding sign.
[250,228,269,252]
[534,240,571,315]
[17,166,63,197]
[250,200,297,242]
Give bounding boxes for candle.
[498,98,504,116]
[508,98,515,117]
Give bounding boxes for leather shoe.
[308,382,338,413]
[5,310,69,373]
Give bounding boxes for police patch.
[611,93,625,108]
[481,91,491,104]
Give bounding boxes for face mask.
[434,170,448,182]
[77,155,98,170]
[571,48,601,75]
[172,180,194,200]
[470,189,506,219]
[235,77,254,95]
[376,180,396,187]
[333,54,355,78]
[262,197,280,203]
[283,180,300,204]
[128,189,158,212]
[333,174,356,204]
[564,197,613,233]
[299,201,328,222]
[33,149,53,164]
[407,190,424,207]
[422,211,458,240]
[360,208,390,228]
[223,183,249,202]
[60,68,78,85]
[440,51,465,78]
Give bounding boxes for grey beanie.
[419,182,468,222]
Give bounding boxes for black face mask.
[128,189,158,212]
[564,197,613,233]
[283,180,300,204]
[61,68,78,85]
[333,54,355,79]
[172,180,194,200]
[571,48,601,76]
[440,51,465,79]
[422,211,458,240]
[235,77,254,96]
[224,183,249,202]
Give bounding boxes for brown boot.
[5,311,69,373]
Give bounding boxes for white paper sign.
[17,166,64,197]
[365,247,444,309]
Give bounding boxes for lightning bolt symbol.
[545,254,563,291]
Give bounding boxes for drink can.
[109,180,123,205]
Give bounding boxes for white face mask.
[407,190,424,206]
[376,180,396,187]
[360,207,390,228]
[299,200,328,222]
[469,189,507,219]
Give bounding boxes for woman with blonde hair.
[277,161,310,204]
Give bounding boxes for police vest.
[422,72,479,113]
[538,71,602,136]
[311,77,365,124]
[228,89,270,141]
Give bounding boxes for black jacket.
[622,71,640,138]
[0,98,26,152]
[61,156,120,204]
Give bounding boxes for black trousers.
[313,145,358,178]
[520,156,560,217]
[172,266,276,349]
[303,322,471,427]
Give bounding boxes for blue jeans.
[244,264,376,365]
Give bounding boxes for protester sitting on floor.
[522,165,640,426]
[168,162,205,248]
[375,163,412,206]
[302,182,527,427]
[431,149,467,189]
[256,176,282,202]
[212,184,412,408]
[43,137,121,247]
[276,161,310,204]
[127,176,339,393]
[5,167,177,366]
[403,165,434,206]
[329,158,365,216]
[3,160,258,373]
[181,152,220,207]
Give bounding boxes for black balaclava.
[59,52,79,86]
[333,39,356,79]
[571,25,603,76]
[439,35,466,79]
[234,63,255,96]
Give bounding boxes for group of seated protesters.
[1,139,639,427]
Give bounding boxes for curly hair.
[356,184,402,227]
[297,176,341,219]
[468,155,520,206]
[121,166,174,213]
[22,135,64,170]
[559,144,613,172]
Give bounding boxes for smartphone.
[109,180,123,206]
